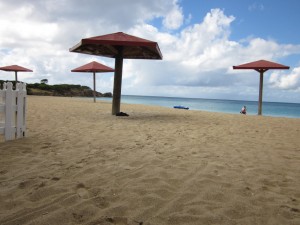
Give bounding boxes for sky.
[1,0,300,103]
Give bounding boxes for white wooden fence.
[0,82,27,141]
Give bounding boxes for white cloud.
[248,3,264,11]
[269,67,300,90]
[162,3,184,30]
[185,13,192,25]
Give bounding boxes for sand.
[0,96,300,225]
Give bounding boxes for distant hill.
[0,80,112,97]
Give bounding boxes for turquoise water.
[98,95,300,118]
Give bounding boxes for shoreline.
[1,96,300,225]
[96,95,300,119]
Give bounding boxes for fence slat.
[16,83,26,138]
[22,83,27,137]
[4,82,14,140]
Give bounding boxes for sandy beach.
[0,96,300,225]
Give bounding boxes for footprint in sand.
[89,217,131,225]
[18,180,32,189]
[76,183,90,199]
[105,217,130,225]
[0,170,8,175]
[51,177,60,181]
[41,142,52,149]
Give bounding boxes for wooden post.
[15,71,18,83]
[93,72,96,103]
[257,70,265,116]
[112,46,124,115]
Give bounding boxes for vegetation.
[40,79,48,84]
[0,80,112,97]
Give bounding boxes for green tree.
[41,79,48,84]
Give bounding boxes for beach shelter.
[233,59,289,115]
[0,65,33,83]
[70,32,163,115]
[71,61,114,103]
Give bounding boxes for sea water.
[97,95,300,118]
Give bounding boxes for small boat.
[173,105,189,110]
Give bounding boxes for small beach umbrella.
[0,65,33,83]
[71,61,114,103]
[70,32,163,115]
[233,59,289,115]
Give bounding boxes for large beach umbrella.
[0,65,33,83]
[71,61,114,103]
[233,59,289,115]
[70,32,163,115]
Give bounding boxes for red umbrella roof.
[0,65,33,72]
[70,32,163,60]
[71,61,114,73]
[233,60,289,70]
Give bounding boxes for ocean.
[97,95,300,118]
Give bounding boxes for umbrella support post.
[112,47,124,115]
[93,72,96,103]
[15,71,18,83]
[258,70,266,116]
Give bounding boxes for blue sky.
[182,0,300,44]
[1,0,300,103]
